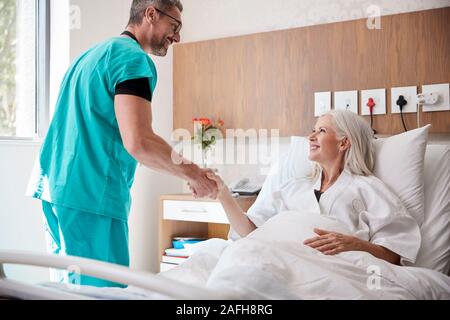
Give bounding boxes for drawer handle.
[181,208,208,214]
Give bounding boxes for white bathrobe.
[231,170,421,265]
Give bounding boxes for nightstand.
[159,194,257,272]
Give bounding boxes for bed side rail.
[0,250,232,300]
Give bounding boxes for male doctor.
[27,0,217,287]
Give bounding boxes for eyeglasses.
[154,7,182,34]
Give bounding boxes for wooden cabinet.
[159,194,256,271]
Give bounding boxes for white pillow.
[373,125,431,226]
[414,145,450,275]
[260,137,312,196]
[287,137,314,178]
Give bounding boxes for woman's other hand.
[303,228,363,255]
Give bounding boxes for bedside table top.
[160,194,258,202]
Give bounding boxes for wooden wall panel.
[174,8,450,136]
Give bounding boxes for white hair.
[311,110,375,178]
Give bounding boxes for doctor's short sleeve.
[106,39,158,96]
[358,177,421,266]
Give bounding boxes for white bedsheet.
[163,210,450,300]
[36,210,450,300]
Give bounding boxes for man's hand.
[187,168,219,199]
[303,228,363,255]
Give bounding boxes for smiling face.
[143,6,182,56]
[308,115,349,167]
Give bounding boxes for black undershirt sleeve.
[115,78,152,102]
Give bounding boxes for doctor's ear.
[145,6,157,23]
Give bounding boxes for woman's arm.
[304,228,401,265]
[206,173,257,238]
[358,240,400,265]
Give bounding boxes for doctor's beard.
[149,34,171,57]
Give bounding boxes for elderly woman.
[206,110,421,266]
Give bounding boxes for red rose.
[200,118,211,126]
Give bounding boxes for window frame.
[0,0,50,141]
[36,0,51,139]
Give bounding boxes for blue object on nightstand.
[172,237,206,249]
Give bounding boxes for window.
[0,0,49,139]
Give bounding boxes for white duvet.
[40,210,450,300]
[162,210,450,300]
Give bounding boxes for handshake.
[187,168,227,200]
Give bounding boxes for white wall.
[70,0,130,60]
[180,0,450,43]
[0,142,49,283]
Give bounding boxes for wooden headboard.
[173,7,450,136]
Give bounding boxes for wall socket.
[391,86,418,114]
[314,92,331,117]
[360,89,386,116]
[422,83,450,112]
[334,91,358,114]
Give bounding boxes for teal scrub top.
[28,37,157,221]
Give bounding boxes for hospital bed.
[1,134,449,300]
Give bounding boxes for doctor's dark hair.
[128,0,183,26]
[327,110,375,177]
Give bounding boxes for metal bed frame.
[0,250,231,300]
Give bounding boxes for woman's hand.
[303,228,363,255]
[186,168,219,200]
[187,171,228,199]
[205,172,229,198]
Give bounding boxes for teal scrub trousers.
[41,201,129,288]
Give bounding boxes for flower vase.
[201,149,209,169]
